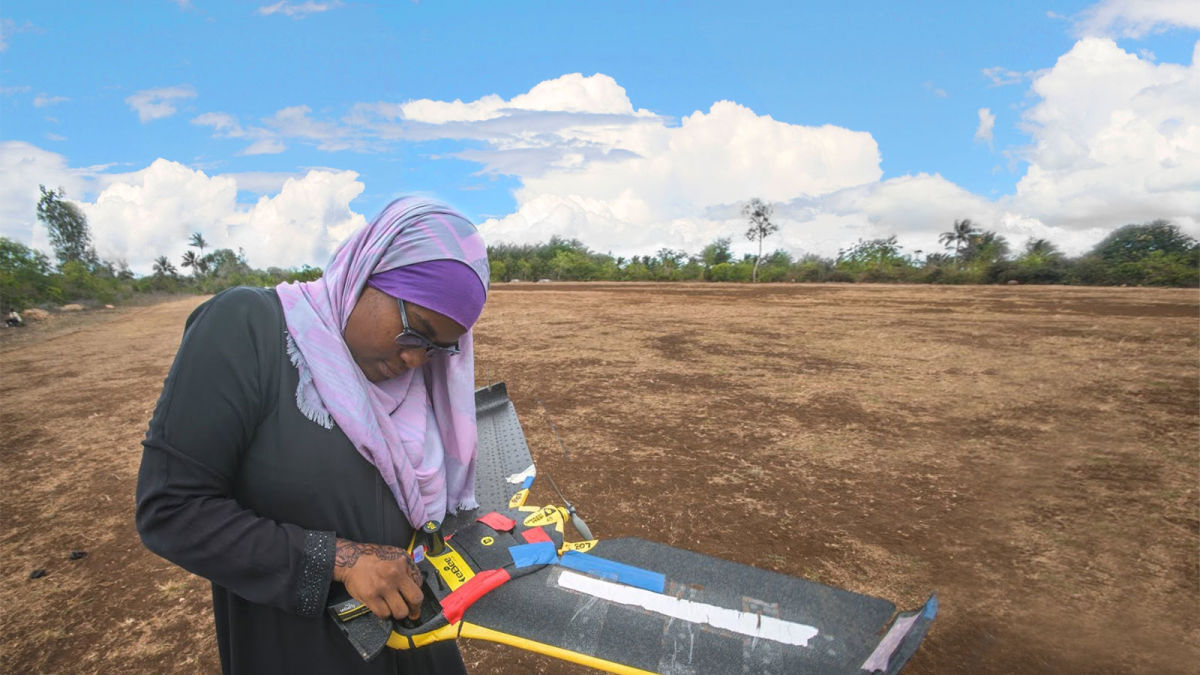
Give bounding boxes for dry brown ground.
[1,283,1197,674]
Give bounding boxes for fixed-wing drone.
[329,382,936,674]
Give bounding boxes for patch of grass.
[155,580,189,599]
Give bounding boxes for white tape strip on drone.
[506,464,536,484]
[557,570,818,647]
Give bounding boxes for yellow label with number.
[559,540,598,554]
[508,489,530,509]
[430,545,475,590]
[523,505,565,529]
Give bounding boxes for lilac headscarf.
[367,259,486,331]
[275,197,489,528]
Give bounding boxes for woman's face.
[343,285,468,383]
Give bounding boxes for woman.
[136,197,489,673]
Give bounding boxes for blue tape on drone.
[509,541,558,568]
[558,551,666,593]
[520,475,534,490]
[923,594,939,619]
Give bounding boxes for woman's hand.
[333,538,425,620]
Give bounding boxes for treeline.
[0,187,320,310]
[0,236,322,309]
[489,219,1199,287]
[3,186,1197,313]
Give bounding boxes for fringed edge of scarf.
[285,331,334,430]
[452,496,479,514]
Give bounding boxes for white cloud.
[0,142,91,252]
[478,97,882,257]
[8,43,1198,275]
[1074,0,1200,38]
[45,133,66,142]
[778,173,1112,258]
[1,84,31,95]
[0,143,367,272]
[125,85,197,122]
[84,162,366,271]
[975,108,996,147]
[84,160,241,268]
[256,1,342,18]
[33,93,68,107]
[221,171,299,194]
[192,106,350,153]
[264,105,351,150]
[231,170,367,268]
[982,66,1025,86]
[1012,38,1200,231]
[191,111,243,135]
[466,61,1196,260]
[367,70,643,126]
[241,138,287,155]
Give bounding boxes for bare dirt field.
[2,283,1197,674]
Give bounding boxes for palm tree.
[965,231,1010,263]
[152,255,177,278]
[189,232,208,255]
[1022,238,1061,263]
[181,250,199,276]
[939,219,980,260]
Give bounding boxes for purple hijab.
[275,197,489,528]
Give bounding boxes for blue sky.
[2,1,1198,271]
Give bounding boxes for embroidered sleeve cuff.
[296,530,335,617]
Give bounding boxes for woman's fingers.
[363,594,392,619]
[397,559,425,620]
[333,538,427,621]
[380,586,410,620]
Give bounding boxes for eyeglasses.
[395,299,460,356]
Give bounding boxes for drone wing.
[330,383,936,674]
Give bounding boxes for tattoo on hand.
[334,539,421,586]
[405,556,423,588]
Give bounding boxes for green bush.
[708,261,753,282]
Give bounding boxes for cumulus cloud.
[466,58,1196,259]
[85,160,241,267]
[231,170,367,267]
[975,108,996,147]
[0,141,92,252]
[477,96,882,257]
[125,85,197,122]
[344,73,664,175]
[221,171,300,195]
[256,1,342,18]
[8,43,1198,273]
[1012,38,1200,232]
[0,143,367,272]
[777,173,1112,258]
[83,162,365,271]
[1074,0,1200,38]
